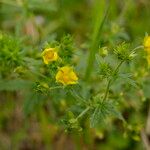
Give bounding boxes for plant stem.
[102,60,124,102]
[49,86,62,90]
[114,60,124,75]
[102,79,111,102]
[84,0,109,81]
[70,89,87,104]
[133,45,143,51]
[76,107,90,120]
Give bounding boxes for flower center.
[45,51,54,60]
[62,74,70,83]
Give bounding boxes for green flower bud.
[99,47,108,57]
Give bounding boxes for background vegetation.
[0,0,150,150]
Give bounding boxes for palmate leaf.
[90,105,104,128]
[118,73,138,88]
[90,100,124,128]
[69,89,87,105]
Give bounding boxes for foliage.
[0,0,150,150]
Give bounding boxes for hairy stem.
[76,107,90,120]
[102,60,124,102]
[102,79,111,102]
[133,45,144,51]
[70,89,87,104]
[49,86,63,90]
[114,60,124,75]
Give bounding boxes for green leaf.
[69,89,86,105]
[23,92,46,116]
[90,105,104,128]
[118,73,138,88]
[90,100,124,127]
[108,101,124,121]
[113,42,134,61]
[61,111,82,132]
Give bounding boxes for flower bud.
[99,47,108,57]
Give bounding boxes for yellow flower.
[42,48,58,64]
[143,36,150,54]
[56,66,78,85]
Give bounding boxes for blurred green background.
[0,0,150,150]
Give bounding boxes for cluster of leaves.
[0,33,24,78]
[0,31,142,136]
[114,42,136,61]
[99,62,113,79]
[90,96,124,127]
[61,42,138,132]
[59,34,74,64]
[0,0,150,149]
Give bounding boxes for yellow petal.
[56,66,78,85]
[42,48,58,64]
[144,36,150,54]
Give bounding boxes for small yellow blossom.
[42,48,58,64]
[56,66,78,85]
[143,36,150,66]
[143,36,150,54]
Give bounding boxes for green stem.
[114,60,124,75]
[49,86,62,90]
[133,45,143,51]
[102,60,124,102]
[102,79,111,102]
[84,1,109,81]
[76,107,90,120]
[70,89,87,104]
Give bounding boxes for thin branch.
[76,107,90,120]
[141,129,150,150]
[102,60,124,102]
[49,86,63,90]
[132,45,144,51]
